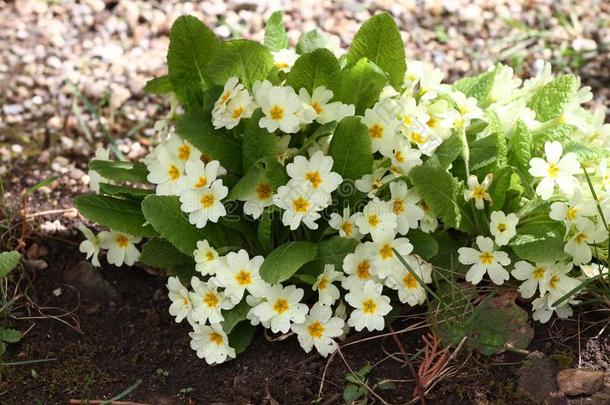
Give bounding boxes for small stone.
[518,351,558,403]
[64,261,122,306]
[557,368,605,396]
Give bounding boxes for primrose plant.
[75,11,610,364]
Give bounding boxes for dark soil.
[2,235,608,405]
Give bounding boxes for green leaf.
[144,75,173,95]
[333,58,388,115]
[222,300,251,334]
[346,12,406,88]
[527,74,578,122]
[242,110,278,172]
[258,207,274,254]
[0,251,21,278]
[510,214,568,262]
[89,160,149,183]
[139,239,193,269]
[286,48,340,93]
[469,132,505,173]
[410,166,474,234]
[259,241,318,283]
[209,40,275,89]
[296,30,327,54]
[74,195,157,237]
[227,163,266,201]
[260,157,289,190]
[264,11,288,51]
[141,195,226,255]
[328,116,373,180]
[508,120,532,177]
[228,321,256,355]
[453,67,498,105]
[98,183,153,200]
[175,111,243,173]
[0,328,22,344]
[167,15,221,103]
[313,236,358,269]
[532,123,576,149]
[563,141,610,162]
[467,292,534,355]
[425,132,464,170]
[407,230,439,260]
[488,166,514,211]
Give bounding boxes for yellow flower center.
[362,299,377,314]
[472,186,487,199]
[275,62,289,69]
[209,332,224,346]
[256,182,273,200]
[394,150,405,163]
[115,234,129,248]
[231,106,245,119]
[547,163,560,178]
[549,274,559,290]
[235,270,251,286]
[497,223,507,232]
[203,292,219,308]
[479,252,495,265]
[410,132,425,145]
[311,102,323,114]
[341,221,353,236]
[368,124,384,139]
[403,272,418,289]
[367,214,380,227]
[200,194,216,208]
[566,207,578,221]
[167,164,181,181]
[318,277,328,290]
[305,171,322,189]
[379,244,394,260]
[194,176,208,188]
[427,117,437,128]
[393,199,405,215]
[292,197,309,213]
[575,232,588,244]
[273,298,289,314]
[219,91,231,105]
[356,261,371,279]
[270,105,284,121]
[307,321,325,338]
[533,267,546,280]
[182,297,189,306]
[205,251,215,262]
[403,116,412,126]
[178,144,191,161]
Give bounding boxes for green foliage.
[510,219,568,263]
[222,300,251,334]
[141,195,226,255]
[259,241,318,283]
[264,11,288,51]
[425,132,464,170]
[89,160,149,183]
[167,16,221,102]
[508,120,532,177]
[208,40,275,89]
[228,322,256,355]
[0,328,22,344]
[453,66,498,105]
[333,58,388,115]
[527,74,578,122]
[139,239,193,269]
[286,48,340,93]
[346,12,406,88]
[98,183,153,200]
[242,110,279,172]
[407,230,439,260]
[296,30,327,54]
[74,195,157,237]
[328,117,373,180]
[144,75,173,95]
[0,251,21,278]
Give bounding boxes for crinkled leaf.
[425,133,464,170]
[139,238,193,269]
[532,123,576,149]
[175,111,243,173]
[208,40,275,89]
[144,75,173,95]
[527,74,579,122]
[346,12,405,88]
[563,141,610,162]
[296,30,327,54]
[74,195,157,237]
[407,230,439,260]
[0,251,21,278]
[259,241,318,283]
[264,11,288,51]
[489,166,514,211]
[510,214,568,263]
[328,116,373,180]
[242,110,279,172]
[98,183,153,200]
[453,66,498,105]
[333,58,388,115]
[167,15,221,102]
[508,120,532,177]
[310,236,359,270]
[141,195,226,255]
[286,48,340,94]
[89,160,149,183]
[0,328,22,344]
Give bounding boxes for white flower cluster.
[78,224,141,268]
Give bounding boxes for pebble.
[556,368,605,396]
